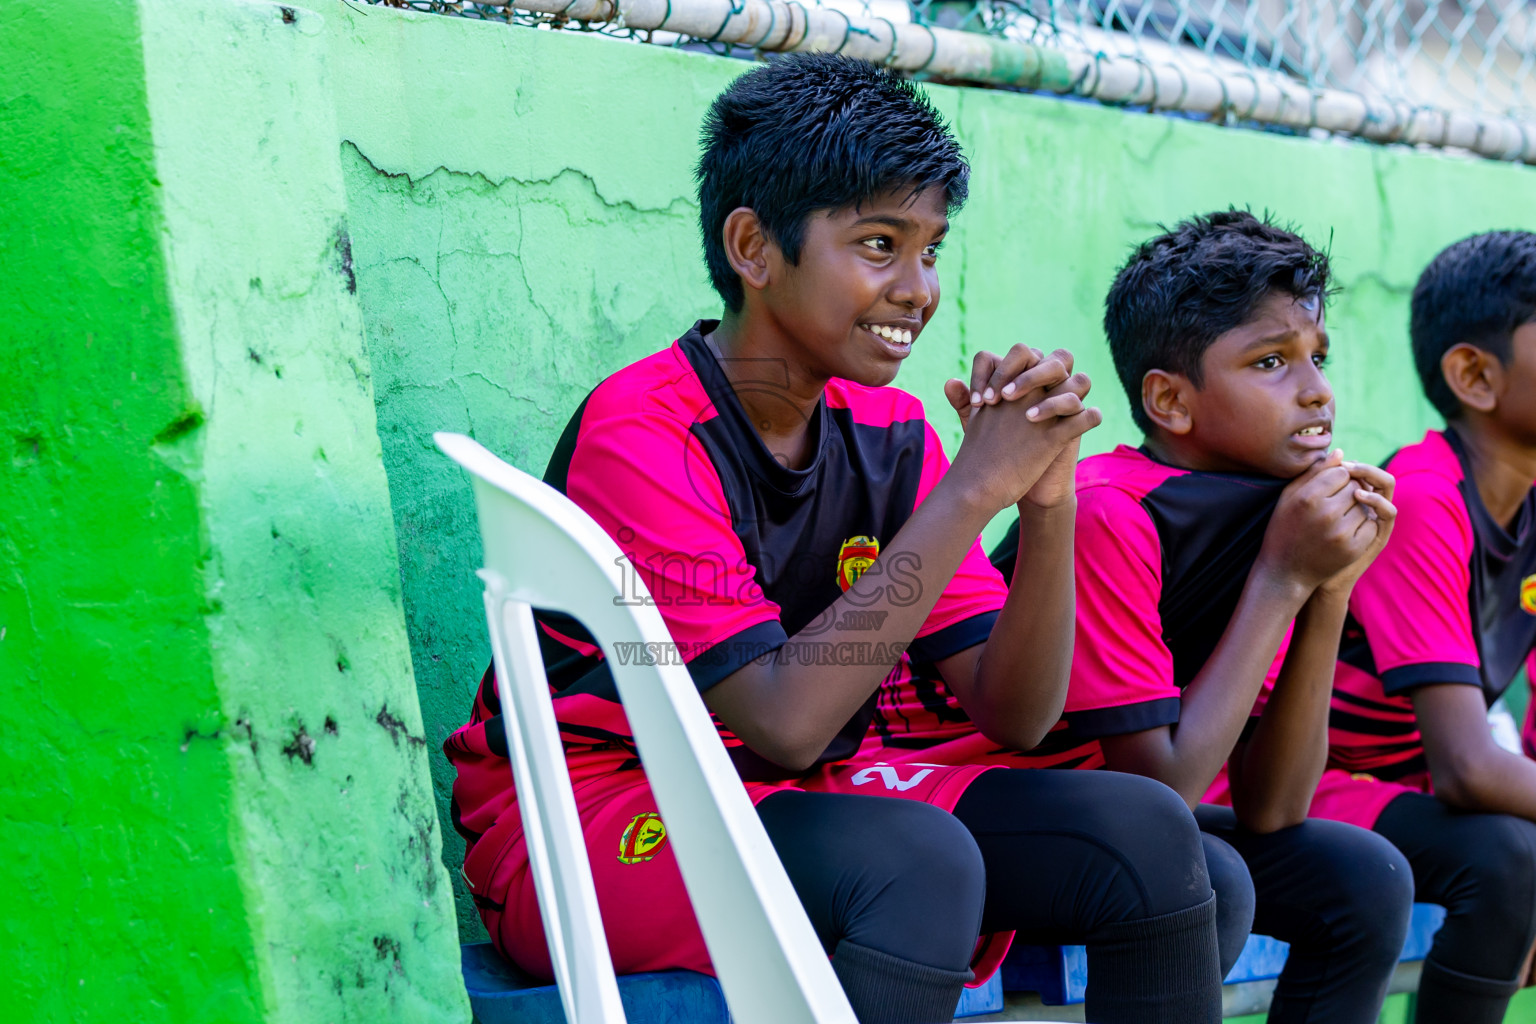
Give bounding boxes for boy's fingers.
[1290,450,1348,495]
[944,377,970,414]
[1354,490,1397,521]
[1310,464,1357,498]
[984,344,1044,403]
[1056,405,1103,440]
[967,351,1003,405]
[1004,349,1077,399]
[1002,356,1071,403]
[1345,463,1395,499]
[1052,370,1093,400]
[1026,392,1085,422]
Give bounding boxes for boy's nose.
[1298,362,1333,406]
[888,258,934,310]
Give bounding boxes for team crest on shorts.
[837,536,880,591]
[1521,574,1536,615]
[618,812,668,864]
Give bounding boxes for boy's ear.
[1441,343,1503,415]
[1142,370,1194,435]
[721,207,775,295]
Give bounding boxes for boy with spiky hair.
[878,210,1419,1021]
[1312,231,1536,1024]
[445,55,1227,1024]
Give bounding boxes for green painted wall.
[2,0,466,1019]
[0,2,260,1018]
[323,0,1536,938]
[8,0,1536,1016]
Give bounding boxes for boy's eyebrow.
[1237,328,1329,352]
[851,213,949,236]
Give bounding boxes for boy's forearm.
[1147,567,1310,802]
[966,499,1076,749]
[1436,747,1536,820]
[1416,685,1536,821]
[703,474,994,768]
[1228,590,1346,832]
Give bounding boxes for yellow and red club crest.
[837,535,880,592]
[1521,574,1536,615]
[617,812,668,864]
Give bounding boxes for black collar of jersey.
[1339,427,1536,702]
[678,322,832,498]
[1445,426,1536,557]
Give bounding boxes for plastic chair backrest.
[437,432,857,1024]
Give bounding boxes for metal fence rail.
[369,0,1536,164]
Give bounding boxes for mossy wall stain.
[326,0,1536,937]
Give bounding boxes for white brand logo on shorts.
[850,763,936,792]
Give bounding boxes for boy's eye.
[861,237,893,253]
[1313,351,1329,368]
[923,242,943,259]
[1254,354,1283,370]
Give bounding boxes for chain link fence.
[366,0,1536,162]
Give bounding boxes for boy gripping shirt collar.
[1316,427,1536,826]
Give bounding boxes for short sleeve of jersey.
[907,422,1009,664]
[1349,469,1480,694]
[564,396,786,692]
[1065,484,1182,737]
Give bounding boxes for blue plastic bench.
[463,904,1443,1022]
[999,902,1448,1007]
[461,943,1003,1023]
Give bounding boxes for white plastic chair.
[436,432,858,1024]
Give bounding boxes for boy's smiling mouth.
[859,322,915,353]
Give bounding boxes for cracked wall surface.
[323,0,1536,938]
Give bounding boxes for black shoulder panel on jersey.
[542,389,594,496]
[1142,471,1286,688]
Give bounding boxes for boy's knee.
[882,800,986,907]
[1302,820,1414,950]
[1455,815,1536,940]
[1115,774,1201,835]
[1093,775,1211,918]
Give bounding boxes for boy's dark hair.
[1104,209,1333,434]
[1411,231,1536,419]
[696,53,969,312]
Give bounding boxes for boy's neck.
[1449,420,1536,529]
[705,311,828,470]
[1141,432,1255,476]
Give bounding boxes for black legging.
[758,768,1222,1024]
[1374,792,1536,1024]
[1197,804,1415,1024]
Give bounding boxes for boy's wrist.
[1247,560,1315,613]
[1016,494,1077,521]
[1304,581,1354,615]
[932,474,1005,532]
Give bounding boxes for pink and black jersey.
[1326,430,1536,787]
[869,445,1289,771]
[991,446,1288,768]
[444,321,1008,854]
